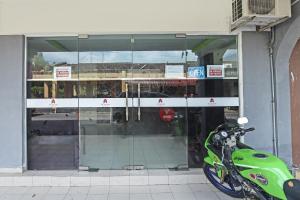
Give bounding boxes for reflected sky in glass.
[223,49,237,62]
[42,50,199,65]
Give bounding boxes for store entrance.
[78,35,189,170]
[127,81,188,170]
[78,80,189,170]
[26,35,239,170]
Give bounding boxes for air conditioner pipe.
[269,27,279,157]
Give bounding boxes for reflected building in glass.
[26,35,239,170]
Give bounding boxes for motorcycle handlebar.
[237,127,255,136]
[244,127,255,132]
[213,127,255,146]
[226,127,255,137]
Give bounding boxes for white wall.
[0,0,231,35]
[242,32,274,156]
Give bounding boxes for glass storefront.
[26,35,239,170]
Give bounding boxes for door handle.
[125,83,129,121]
[138,83,141,121]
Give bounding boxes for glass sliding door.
[78,35,133,170]
[131,35,188,169]
[78,35,189,170]
[26,34,239,171]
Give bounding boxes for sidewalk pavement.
[0,184,236,200]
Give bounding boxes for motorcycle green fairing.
[204,131,294,200]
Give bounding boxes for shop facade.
[0,0,299,174]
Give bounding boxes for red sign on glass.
[207,65,224,78]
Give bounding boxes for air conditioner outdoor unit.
[231,0,291,31]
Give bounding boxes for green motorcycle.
[203,117,300,200]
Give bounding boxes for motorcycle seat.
[284,179,300,200]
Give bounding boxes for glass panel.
[27,108,79,170]
[186,35,238,98]
[186,35,239,167]
[131,35,188,169]
[187,107,239,168]
[26,37,79,170]
[78,35,133,170]
[27,37,79,99]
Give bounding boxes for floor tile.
[169,175,188,185]
[32,176,51,187]
[109,176,129,186]
[0,183,226,200]
[90,177,109,186]
[64,193,87,200]
[148,176,168,185]
[151,193,174,200]
[0,187,9,195]
[108,193,129,200]
[169,185,192,193]
[42,194,66,200]
[68,187,89,194]
[88,186,109,195]
[215,192,237,200]
[130,193,152,200]
[50,177,70,187]
[149,185,171,193]
[109,186,130,194]
[172,192,196,200]
[1,194,24,200]
[48,187,70,195]
[129,176,148,185]
[13,177,33,187]
[187,174,206,184]
[70,177,91,186]
[5,187,29,194]
[0,177,14,186]
[207,183,219,192]
[188,184,212,192]
[147,170,169,176]
[129,186,150,194]
[21,194,45,200]
[86,194,108,200]
[194,191,219,200]
[24,186,50,194]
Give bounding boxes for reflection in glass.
[26,35,239,170]
[27,37,79,99]
[27,108,79,170]
[188,106,239,168]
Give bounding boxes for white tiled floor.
[0,184,236,200]
[0,169,207,186]
[79,134,187,170]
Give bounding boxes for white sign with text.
[53,66,72,80]
[165,65,184,78]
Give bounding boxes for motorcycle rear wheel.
[203,163,246,198]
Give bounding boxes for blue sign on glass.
[187,66,206,79]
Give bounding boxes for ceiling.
[28,35,236,53]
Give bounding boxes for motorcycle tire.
[203,163,246,198]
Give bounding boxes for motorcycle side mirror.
[237,117,248,125]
